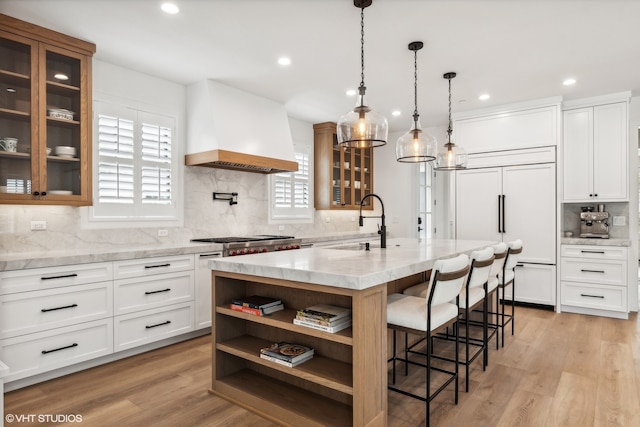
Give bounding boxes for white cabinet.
[456,148,556,306]
[195,251,222,329]
[563,102,628,202]
[112,255,195,351]
[0,263,114,382]
[560,245,628,318]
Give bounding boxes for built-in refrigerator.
[454,147,557,307]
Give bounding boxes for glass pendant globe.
[435,142,468,170]
[337,94,388,148]
[396,119,437,162]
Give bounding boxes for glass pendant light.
[396,41,437,162]
[434,72,467,170]
[337,0,388,149]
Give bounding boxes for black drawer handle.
[42,343,78,354]
[580,293,605,299]
[145,320,171,329]
[144,263,170,269]
[41,273,78,280]
[581,269,605,273]
[580,250,605,254]
[41,303,78,312]
[145,288,171,295]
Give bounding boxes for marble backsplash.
[562,202,630,239]
[0,166,378,254]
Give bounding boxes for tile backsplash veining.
[0,166,372,255]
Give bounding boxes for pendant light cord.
[447,77,452,143]
[413,48,419,120]
[359,7,365,89]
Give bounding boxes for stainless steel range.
[191,235,301,256]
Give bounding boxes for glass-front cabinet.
[0,14,95,205]
[313,122,373,210]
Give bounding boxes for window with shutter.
[269,145,313,222]
[88,101,180,224]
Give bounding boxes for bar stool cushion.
[387,293,458,331]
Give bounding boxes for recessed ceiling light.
[277,57,291,66]
[345,89,357,97]
[54,73,69,81]
[563,78,576,86]
[161,3,180,14]
[478,94,490,101]
[391,110,401,117]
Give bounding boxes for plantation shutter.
[270,147,312,220]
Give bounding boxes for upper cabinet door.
[0,14,95,206]
[593,102,628,201]
[563,102,628,202]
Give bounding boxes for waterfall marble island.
[208,238,494,427]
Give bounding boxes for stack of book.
[294,304,352,333]
[229,295,284,316]
[259,342,314,367]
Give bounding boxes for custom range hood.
[185,80,298,174]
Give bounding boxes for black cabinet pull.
[497,195,502,233]
[581,269,605,274]
[145,288,171,295]
[580,293,605,299]
[41,303,78,312]
[41,273,78,280]
[42,343,78,354]
[145,320,171,329]
[501,194,506,233]
[580,250,605,254]
[144,263,170,269]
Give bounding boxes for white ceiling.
[2,0,639,132]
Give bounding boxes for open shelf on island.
[212,369,352,427]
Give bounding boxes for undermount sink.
[330,242,380,251]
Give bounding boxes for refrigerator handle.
[497,195,502,233]
[502,194,506,233]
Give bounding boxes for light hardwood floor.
[4,306,639,426]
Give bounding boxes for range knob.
[261,248,268,253]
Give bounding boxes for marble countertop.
[0,232,379,272]
[209,238,496,291]
[561,238,632,247]
[0,242,225,271]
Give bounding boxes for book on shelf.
[231,295,282,310]
[259,353,312,368]
[260,342,314,363]
[229,303,284,316]
[297,304,352,322]
[293,317,352,333]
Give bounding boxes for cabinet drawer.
[560,258,626,286]
[114,302,194,351]
[0,281,113,339]
[0,319,113,382]
[113,255,194,280]
[114,271,194,315]
[561,245,627,260]
[0,262,113,295]
[561,282,627,312]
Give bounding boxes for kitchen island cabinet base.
[211,271,387,427]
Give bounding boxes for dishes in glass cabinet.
[54,146,76,158]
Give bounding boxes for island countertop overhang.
[209,238,497,290]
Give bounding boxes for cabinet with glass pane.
[0,14,95,205]
[313,122,373,210]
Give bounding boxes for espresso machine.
[579,204,609,238]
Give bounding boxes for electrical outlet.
[31,220,47,231]
[613,216,625,226]
[278,225,285,231]
[324,216,331,223]
[157,229,169,237]
[351,215,356,222]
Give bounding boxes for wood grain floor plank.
[3,307,639,427]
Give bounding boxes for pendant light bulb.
[337,0,388,148]
[435,72,467,170]
[396,41,437,163]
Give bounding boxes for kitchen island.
[208,238,494,427]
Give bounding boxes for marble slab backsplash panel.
[0,167,377,254]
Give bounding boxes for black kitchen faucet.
[358,193,386,249]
